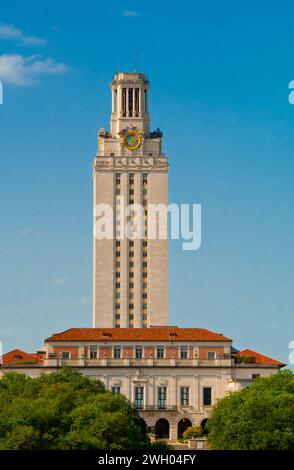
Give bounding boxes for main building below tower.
[93,73,168,328]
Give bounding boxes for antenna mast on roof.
[134,51,138,72]
[116,49,120,72]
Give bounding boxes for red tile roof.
[236,348,286,367]
[1,349,44,366]
[45,327,232,343]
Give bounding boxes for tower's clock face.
[123,130,141,151]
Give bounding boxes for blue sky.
[0,0,294,365]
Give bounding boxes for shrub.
[183,425,204,440]
[234,355,256,364]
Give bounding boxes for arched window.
[178,418,192,438]
[200,418,209,435]
[155,418,169,439]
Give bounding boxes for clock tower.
[93,72,168,328]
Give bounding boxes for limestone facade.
[93,72,168,329]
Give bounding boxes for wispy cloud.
[0,327,15,338]
[123,10,139,17]
[18,227,32,236]
[0,54,67,85]
[52,277,68,286]
[264,322,280,330]
[0,22,46,46]
[76,296,90,306]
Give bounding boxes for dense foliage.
[182,425,203,440]
[207,370,294,450]
[234,355,256,364]
[0,367,150,450]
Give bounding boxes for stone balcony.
[43,357,233,368]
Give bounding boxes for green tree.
[0,367,149,450]
[207,370,294,450]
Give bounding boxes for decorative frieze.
[93,156,168,171]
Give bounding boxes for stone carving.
[159,379,168,386]
[95,159,110,168]
[111,379,122,386]
[129,158,141,167]
[136,369,144,379]
[94,156,168,171]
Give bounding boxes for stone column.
[171,375,177,408]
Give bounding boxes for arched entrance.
[155,418,170,439]
[201,418,209,435]
[178,418,192,438]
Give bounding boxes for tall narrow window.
[144,89,147,112]
[112,386,120,395]
[129,88,133,116]
[135,386,144,409]
[135,346,143,359]
[203,387,212,406]
[113,346,121,359]
[90,346,97,359]
[114,89,117,112]
[135,88,139,116]
[157,346,164,359]
[158,387,167,409]
[180,346,188,359]
[122,88,126,116]
[180,387,189,405]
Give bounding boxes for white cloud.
[123,10,139,17]
[0,54,67,85]
[0,23,46,46]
